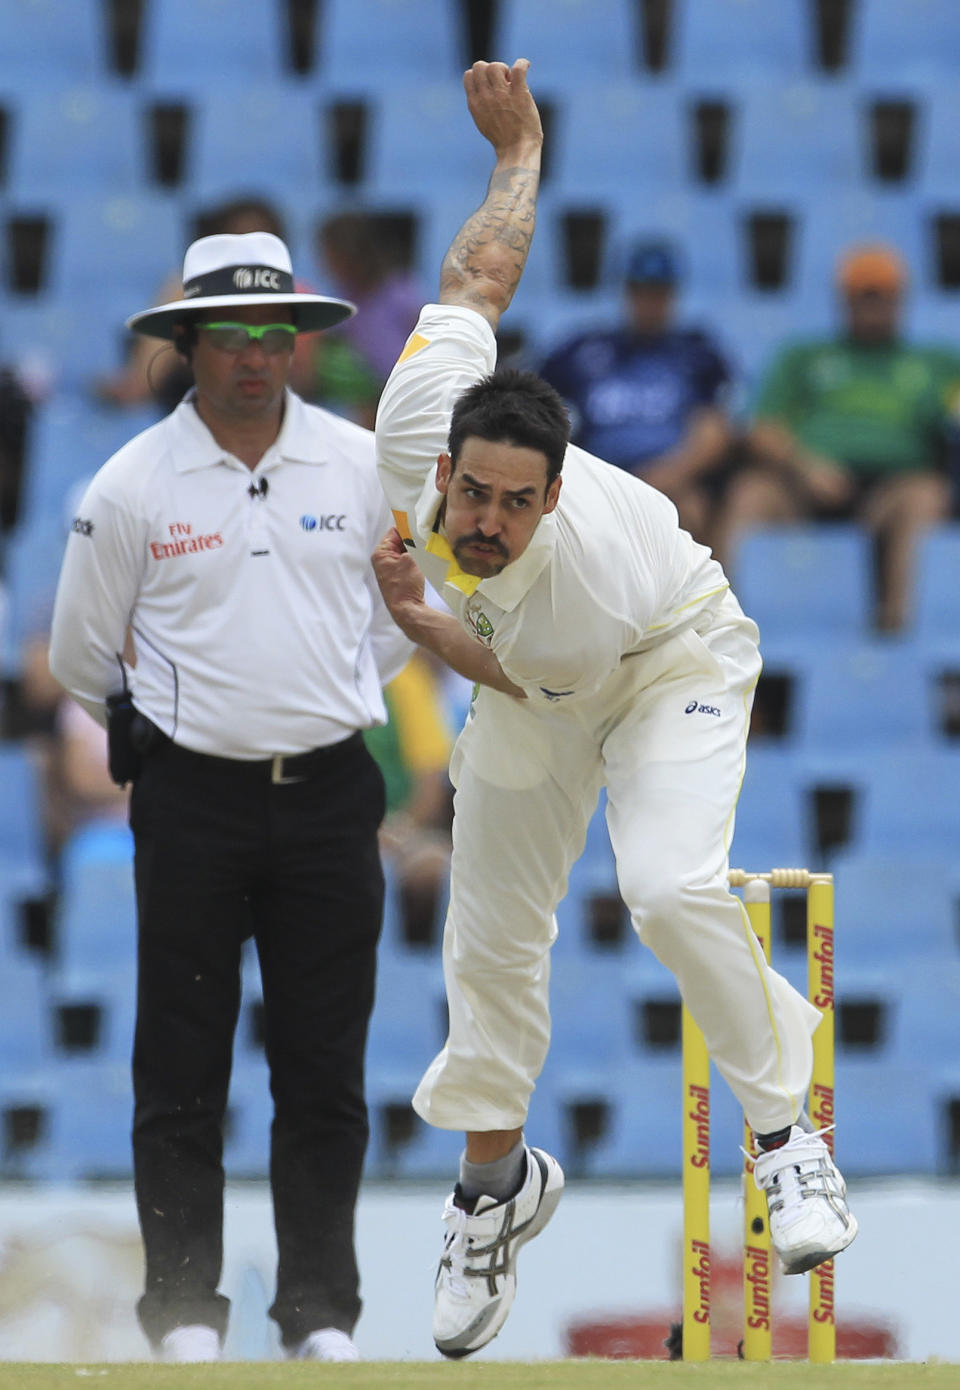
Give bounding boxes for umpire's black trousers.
[129,731,385,1351]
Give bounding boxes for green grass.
[0,1362,956,1390]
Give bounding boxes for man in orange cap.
[718,242,960,629]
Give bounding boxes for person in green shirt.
[718,244,960,630]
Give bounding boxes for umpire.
[49,231,412,1363]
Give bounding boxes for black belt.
[153,729,364,784]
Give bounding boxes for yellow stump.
[682,1005,711,1361]
[807,876,837,1364]
[742,878,773,1361]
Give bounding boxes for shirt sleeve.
[375,304,498,537]
[48,474,144,725]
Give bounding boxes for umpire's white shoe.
[433,1146,564,1359]
[752,1126,859,1275]
[159,1324,221,1362]
[290,1328,360,1361]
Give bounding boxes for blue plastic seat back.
[364,82,496,200]
[0,955,54,1071]
[496,0,640,85]
[0,0,104,88]
[552,83,686,201]
[793,642,936,752]
[856,749,960,855]
[732,744,811,869]
[671,0,811,79]
[850,0,960,83]
[914,526,960,645]
[317,0,461,87]
[187,87,326,202]
[832,850,958,969]
[728,80,862,200]
[6,87,143,197]
[732,525,872,641]
[140,0,286,82]
[56,825,137,979]
[44,194,185,304]
[0,744,46,871]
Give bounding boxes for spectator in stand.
[539,238,735,551]
[305,212,424,428]
[718,244,960,631]
[96,197,316,415]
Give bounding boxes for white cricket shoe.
[290,1328,360,1361]
[433,1146,564,1359]
[752,1125,859,1275]
[159,1324,221,1362]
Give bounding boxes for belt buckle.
[271,753,306,785]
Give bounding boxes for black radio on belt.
[105,693,164,787]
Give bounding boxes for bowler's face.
[191,304,295,420]
[436,437,561,578]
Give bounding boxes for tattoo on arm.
[439,165,540,324]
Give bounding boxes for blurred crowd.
[2,189,959,900]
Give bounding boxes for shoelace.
[439,1200,472,1301]
[749,1127,843,1222]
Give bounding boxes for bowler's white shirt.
[375,305,739,708]
[50,390,411,758]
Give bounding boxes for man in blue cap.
[540,237,734,552]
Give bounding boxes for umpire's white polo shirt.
[50,390,411,758]
[376,305,742,707]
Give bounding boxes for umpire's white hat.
[126,231,356,340]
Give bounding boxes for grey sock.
[459,1139,527,1202]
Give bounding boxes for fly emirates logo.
[150,521,223,560]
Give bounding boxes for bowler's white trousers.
[412,599,821,1135]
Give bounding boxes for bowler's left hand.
[372,528,426,620]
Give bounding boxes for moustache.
[454,532,508,558]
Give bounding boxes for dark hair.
[448,368,570,487]
[192,195,287,242]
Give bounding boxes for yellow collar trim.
[424,531,483,595]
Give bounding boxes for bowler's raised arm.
[438,59,543,331]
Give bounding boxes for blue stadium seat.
[671,0,810,79]
[366,955,448,1078]
[55,824,137,983]
[0,0,104,88]
[559,1056,744,1178]
[732,744,811,869]
[318,0,461,87]
[729,80,862,200]
[0,954,55,1073]
[835,1060,939,1174]
[0,745,48,894]
[139,0,286,83]
[850,0,960,84]
[0,518,63,679]
[20,394,160,529]
[913,526,960,654]
[50,963,137,1066]
[831,850,958,969]
[548,957,637,1080]
[6,87,143,197]
[225,1057,271,1177]
[892,960,960,1065]
[495,0,639,85]
[732,526,872,643]
[42,1061,134,1180]
[792,642,936,751]
[552,83,686,202]
[0,292,146,393]
[855,749,960,855]
[186,87,327,203]
[43,194,185,306]
[364,83,496,200]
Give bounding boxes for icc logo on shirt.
[300,515,347,532]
